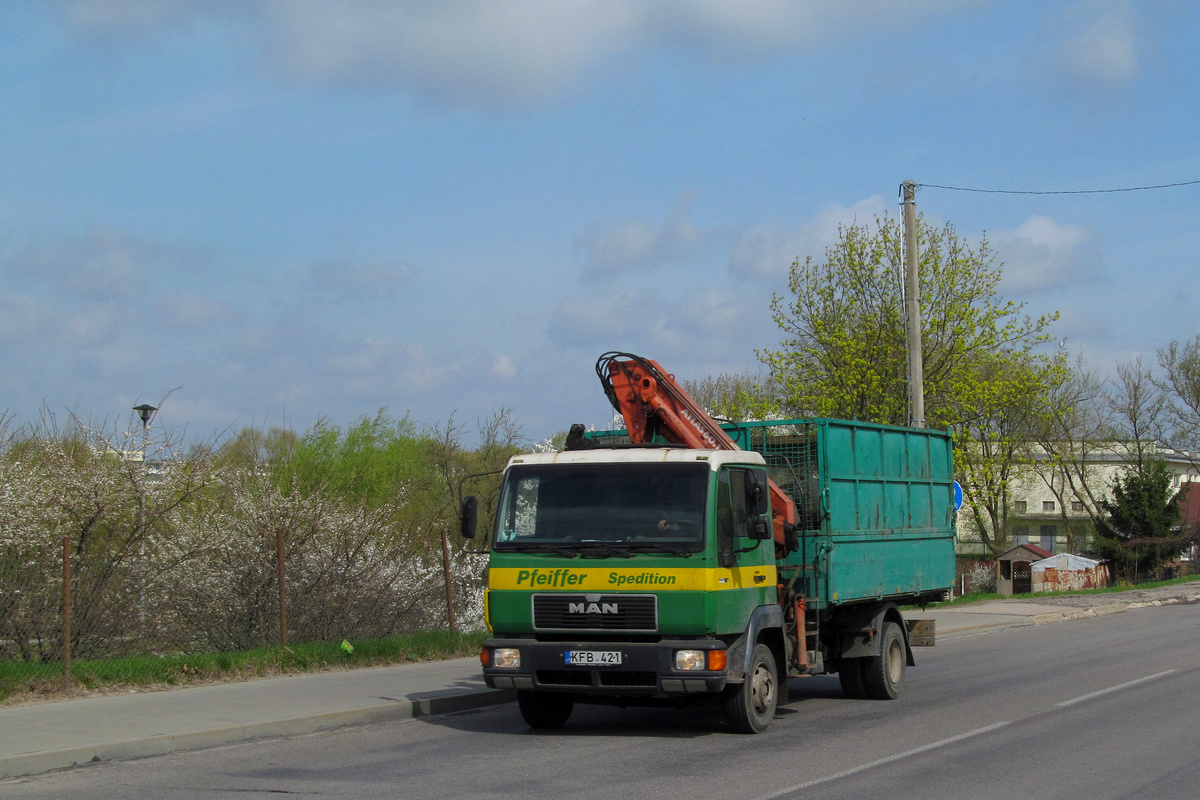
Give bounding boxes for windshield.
[493,462,708,552]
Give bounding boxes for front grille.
[532,594,658,632]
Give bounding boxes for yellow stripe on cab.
[489,565,777,592]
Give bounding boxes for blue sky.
[2,1,1198,446]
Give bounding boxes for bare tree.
[1030,356,1115,548]
[1107,357,1168,475]
[1158,336,1200,453]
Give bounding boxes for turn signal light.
[708,650,728,671]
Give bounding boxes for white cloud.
[729,196,887,281]
[647,1,976,56]
[547,285,765,365]
[993,214,1102,292]
[0,294,47,345]
[56,0,225,36]
[260,0,634,106]
[77,343,143,379]
[53,1,977,106]
[575,193,704,277]
[158,291,240,329]
[310,260,415,299]
[9,229,154,299]
[1039,0,1140,87]
[489,353,517,380]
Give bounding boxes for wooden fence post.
[277,528,288,648]
[441,528,456,633]
[62,535,71,684]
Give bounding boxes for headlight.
[492,648,521,669]
[675,649,727,671]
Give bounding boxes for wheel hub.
[750,663,775,714]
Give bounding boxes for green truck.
[461,356,956,733]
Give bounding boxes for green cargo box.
[589,417,957,609]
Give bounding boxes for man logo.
[568,602,618,614]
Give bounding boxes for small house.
[996,543,1052,596]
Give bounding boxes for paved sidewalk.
[911,585,1200,639]
[3,587,1197,780]
[0,657,512,780]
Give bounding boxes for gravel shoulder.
[980,580,1200,610]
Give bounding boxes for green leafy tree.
[214,426,297,468]
[760,214,1060,428]
[953,352,1062,555]
[1094,459,1184,582]
[760,214,1066,556]
[683,371,781,422]
[275,411,429,511]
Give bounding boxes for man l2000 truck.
[460,353,956,733]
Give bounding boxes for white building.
[956,442,1200,557]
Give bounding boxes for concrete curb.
[0,687,515,780]
[1030,594,1200,627]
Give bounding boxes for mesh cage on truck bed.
[583,419,824,530]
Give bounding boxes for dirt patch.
[1001,583,1200,610]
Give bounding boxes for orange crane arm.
[596,352,797,550]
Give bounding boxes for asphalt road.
[5,603,1199,800]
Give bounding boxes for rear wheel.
[724,643,778,733]
[862,620,905,700]
[517,691,574,729]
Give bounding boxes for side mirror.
[747,518,771,541]
[743,470,770,517]
[460,496,479,540]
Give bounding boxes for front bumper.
[482,637,728,696]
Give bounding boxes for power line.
[915,179,1200,195]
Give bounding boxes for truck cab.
[476,447,785,732]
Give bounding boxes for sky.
[2,0,1198,447]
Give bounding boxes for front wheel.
[861,620,906,700]
[517,691,574,729]
[724,643,778,733]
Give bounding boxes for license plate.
[564,650,622,666]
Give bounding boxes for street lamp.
[133,404,157,460]
[132,403,156,625]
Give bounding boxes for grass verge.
[929,574,1200,608]
[0,629,488,704]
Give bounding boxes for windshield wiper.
[577,545,636,559]
[503,544,579,558]
[624,543,695,557]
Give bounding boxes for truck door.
[714,467,775,631]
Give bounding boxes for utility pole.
[901,180,925,429]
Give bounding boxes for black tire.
[861,620,905,700]
[724,643,779,733]
[517,691,574,729]
[837,658,867,699]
